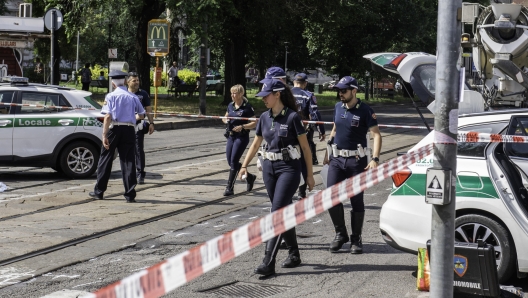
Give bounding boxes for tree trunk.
[222,14,246,105]
[135,1,166,96]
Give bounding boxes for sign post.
[147,19,170,119]
[44,8,63,85]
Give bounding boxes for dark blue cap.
[265,67,286,79]
[256,78,286,97]
[294,73,308,81]
[333,76,359,90]
[108,70,128,79]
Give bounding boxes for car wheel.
[59,141,100,179]
[455,214,516,282]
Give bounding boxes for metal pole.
[155,57,159,119]
[76,31,79,73]
[107,23,112,93]
[199,16,207,115]
[430,0,460,297]
[50,10,55,85]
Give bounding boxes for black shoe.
[246,173,256,192]
[254,256,276,276]
[138,177,145,185]
[281,250,301,268]
[312,159,319,165]
[126,198,137,203]
[350,235,363,254]
[223,187,234,196]
[329,233,349,252]
[89,192,103,200]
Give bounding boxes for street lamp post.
[284,42,289,73]
[107,22,112,93]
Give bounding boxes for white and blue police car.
[0,77,104,179]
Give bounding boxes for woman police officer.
[222,84,257,196]
[239,78,315,276]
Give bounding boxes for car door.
[504,116,528,184]
[0,90,15,159]
[13,91,78,158]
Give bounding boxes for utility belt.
[109,121,135,129]
[227,129,249,136]
[328,143,372,161]
[260,145,301,161]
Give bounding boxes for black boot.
[295,183,307,200]
[255,235,282,276]
[223,168,238,196]
[281,228,302,268]
[311,143,318,165]
[328,204,349,252]
[350,211,365,254]
[246,172,256,191]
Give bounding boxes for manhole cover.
[199,281,290,297]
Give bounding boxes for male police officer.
[324,76,382,254]
[89,70,146,203]
[127,72,155,185]
[291,73,326,199]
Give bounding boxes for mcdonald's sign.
[147,19,170,57]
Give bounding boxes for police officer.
[89,70,146,203]
[291,73,326,199]
[264,66,287,82]
[239,78,315,276]
[222,84,257,196]
[323,76,382,254]
[127,72,155,185]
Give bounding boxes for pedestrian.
[264,66,287,83]
[89,70,146,203]
[127,72,155,185]
[167,61,179,94]
[99,71,105,81]
[291,73,326,200]
[239,78,315,276]
[323,76,382,254]
[80,63,92,91]
[222,84,257,196]
[34,57,44,84]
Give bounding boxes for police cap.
[108,70,129,79]
[294,73,308,82]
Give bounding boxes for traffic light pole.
[430,0,460,297]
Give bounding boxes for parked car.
[0,77,104,178]
[364,52,528,282]
[206,74,222,86]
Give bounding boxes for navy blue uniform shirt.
[226,99,255,131]
[333,100,377,150]
[134,89,151,108]
[291,87,325,134]
[256,107,306,153]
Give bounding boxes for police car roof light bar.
[1,76,29,86]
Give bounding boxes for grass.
[62,82,411,115]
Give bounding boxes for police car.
[0,77,104,179]
[364,52,528,282]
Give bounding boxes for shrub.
[149,68,168,86]
[76,64,107,84]
[178,69,200,85]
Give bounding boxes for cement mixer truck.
[462,1,528,109]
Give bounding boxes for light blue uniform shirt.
[101,86,145,124]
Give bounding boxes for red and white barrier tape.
[0,102,99,110]
[458,131,528,143]
[83,143,433,298]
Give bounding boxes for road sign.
[425,167,452,205]
[44,8,63,31]
[147,19,170,57]
[108,48,117,59]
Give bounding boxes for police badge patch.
[454,255,468,277]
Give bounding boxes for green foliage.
[75,64,108,83]
[178,69,200,85]
[149,69,168,86]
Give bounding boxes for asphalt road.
[0,104,524,297]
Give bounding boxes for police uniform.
[327,76,379,254]
[89,70,145,203]
[291,73,326,198]
[252,79,305,276]
[133,88,151,184]
[223,99,255,196]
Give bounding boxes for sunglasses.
[338,89,350,94]
[128,72,138,77]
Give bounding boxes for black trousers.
[135,124,147,178]
[94,125,137,200]
[82,82,90,91]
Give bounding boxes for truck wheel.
[59,141,99,179]
[455,214,516,283]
